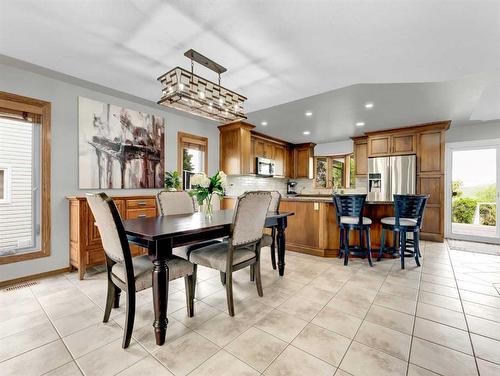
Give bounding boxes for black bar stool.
[378,194,429,269]
[333,194,373,267]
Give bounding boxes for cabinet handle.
[137,214,147,218]
[137,201,146,206]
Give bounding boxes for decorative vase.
[203,200,213,218]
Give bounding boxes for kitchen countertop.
[224,195,393,205]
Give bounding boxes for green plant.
[188,171,227,215]
[452,180,463,198]
[164,170,181,191]
[183,149,194,171]
[452,197,477,224]
[479,203,496,226]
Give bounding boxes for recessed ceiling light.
[356,122,365,127]
[305,111,313,117]
[365,103,374,109]
[303,130,311,135]
[261,121,268,126]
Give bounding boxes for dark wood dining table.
[123,209,294,345]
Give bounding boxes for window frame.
[0,91,51,265]
[0,165,12,203]
[177,132,208,189]
[314,154,354,189]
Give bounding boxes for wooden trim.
[0,91,51,265]
[251,131,290,146]
[0,267,70,288]
[177,131,208,174]
[364,120,451,136]
[218,121,255,132]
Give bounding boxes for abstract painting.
[78,97,165,189]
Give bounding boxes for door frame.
[445,139,500,244]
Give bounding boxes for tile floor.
[1,240,500,375]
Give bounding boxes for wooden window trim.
[314,154,353,189]
[0,91,51,265]
[177,132,208,174]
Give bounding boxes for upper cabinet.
[352,136,368,176]
[293,143,315,179]
[367,133,416,157]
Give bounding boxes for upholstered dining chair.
[189,191,272,316]
[333,194,373,267]
[260,191,281,270]
[86,193,196,349]
[378,194,429,269]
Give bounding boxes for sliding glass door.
[446,141,500,243]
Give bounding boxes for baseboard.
[286,244,339,257]
[0,267,71,288]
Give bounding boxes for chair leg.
[192,264,197,298]
[344,228,350,266]
[366,227,373,267]
[393,231,399,254]
[270,228,277,270]
[414,231,421,267]
[225,272,235,316]
[359,229,365,259]
[339,228,344,258]
[249,264,255,282]
[400,231,406,270]
[378,227,385,261]
[220,271,226,286]
[122,290,136,349]
[103,279,117,323]
[254,261,263,297]
[185,275,195,317]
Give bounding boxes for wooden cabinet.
[273,144,286,177]
[67,195,157,279]
[219,122,255,175]
[367,133,416,157]
[368,135,391,156]
[392,133,416,155]
[418,131,443,174]
[353,136,368,176]
[293,143,315,179]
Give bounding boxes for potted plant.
[189,171,227,217]
[164,170,181,191]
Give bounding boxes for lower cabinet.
[68,196,157,279]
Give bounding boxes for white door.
[446,140,500,243]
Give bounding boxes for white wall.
[0,57,220,282]
[446,121,500,143]
[315,140,353,156]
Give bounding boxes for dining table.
[123,209,294,345]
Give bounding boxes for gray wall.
[0,58,220,282]
[446,121,500,143]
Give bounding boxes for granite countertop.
[225,195,393,205]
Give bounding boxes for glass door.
[447,144,500,243]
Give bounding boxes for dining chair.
[260,191,281,270]
[333,194,373,266]
[378,194,429,269]
[87,192,196,348]
[189,191,272,316]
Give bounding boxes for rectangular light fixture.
[157,50,247,123]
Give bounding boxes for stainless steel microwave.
[256,157,275,176]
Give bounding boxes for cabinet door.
[354,142,368,176]
[253,139,265,158]
[249,138,256,174]
[264,142,274,159]
[368,135,391,156]
[392,133,416,155]
[295,147,312,178]
[273,145,286,176]
[418,131,443,174]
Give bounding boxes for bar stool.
[333,194,373,267]
[378,194,429,269]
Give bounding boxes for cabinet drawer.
[126,208,157,219]
[126,198,156,209]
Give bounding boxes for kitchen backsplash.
[294,177,368,195]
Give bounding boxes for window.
[178,132,208,190]
[314,154,355,189]
[0,92,50,264]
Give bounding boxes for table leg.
[276,218,286,277]
[150,239,171,346]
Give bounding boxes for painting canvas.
[78,97,165,189]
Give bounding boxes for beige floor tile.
[340,341,407,376]
[418,291,463,312]
[410,337,477,376]
[264,345,336,376]
[153,331,219,376]
[132,317,191,351]
[294,284,336,305]
[170,301,220,329]
[277,296,324,321]
[463,301,500,322]
[225,327,286,372]
[0,309,50,339]
[195,279,225,300]
[460,290,500,308]
[327,295,372,318]
[0,294,41,322]
[416,302,467,330]
[195,312,252,346]
[63,321,123,358]
[335,370,353,376]
[0,340,72,376]
[354,320,411,361]
[477,358,500,376]
[420,273,457,288]
[116,355,174,375]
[413,317,472,355]
[365,304,414,334]
[420,281,460,299]
[292,323,350,366]
[407,363,441,375]
[380,281,419,300]
[0,321,59,362]
[190,349,259,376]
[467,315,500,341]
[44,361,83,376]
[312,306,363,338]
[255,309,308,342]
[51,305,104,337]
[471,333,500,365]
[458,280,500,296]
[113,302,155,330]
[373,291,417,315]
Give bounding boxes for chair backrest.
[156,191,195,216]
[269,191,281,212]
[393,194,429,227]
[333,194,367,225]
[231,191,272,247]
[86,193,135,289]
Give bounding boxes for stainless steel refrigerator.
[367,155,416,202]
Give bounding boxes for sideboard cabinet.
[67,195,157,279]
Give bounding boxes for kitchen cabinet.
[273,144,286,177]
[352,136,368,176]
[219,122,255,175]
[293,143,315,179]
[367,133,416,157]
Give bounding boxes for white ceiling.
[0,0,499,142]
